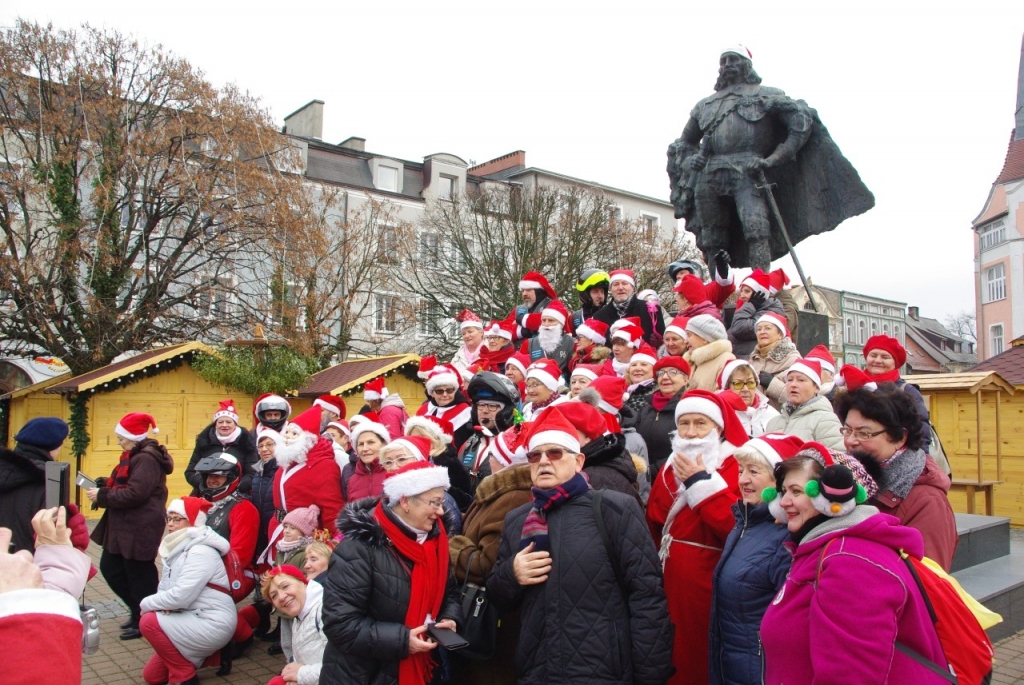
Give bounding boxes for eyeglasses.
[656,368,684,378]
[166,515,188,525]
[432,387,456,396]
[730,379,758,390]
[526,447,572,464]
[412,495,445,511]
[381,455,418,469]
[525,380,545,389]
[476,401,503,411]
[839,426,888,441]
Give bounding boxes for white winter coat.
[765,395,845,452]
[140,526,236,667]
[738,393,780,438]
[280,581,328,685]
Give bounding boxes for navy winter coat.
[708,500,792,685]
[249,457,278,562]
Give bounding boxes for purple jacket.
[761,508,949,685]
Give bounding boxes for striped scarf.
[110,450,132,489]
[519,472,590,552]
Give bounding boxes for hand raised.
[513,541,552,586]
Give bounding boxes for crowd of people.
[0,257,968,685]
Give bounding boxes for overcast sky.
[4,1,1022,329]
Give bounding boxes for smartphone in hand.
[45,461,71,510]
[426,623,469,650]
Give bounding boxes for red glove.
[65,504,90,552]
[521,312,541,332]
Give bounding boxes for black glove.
[759,371,775,390]
[748,291,766,310]
[714,250,731,279]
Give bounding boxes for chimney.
[908,306,919,320]
[282,100,324,139]
[339,137,366,151]
[469,151,527,176]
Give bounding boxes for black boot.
[231,635,254,660]
[118,616,137,630]
[261,617,280,642]
[215,644,232,677]
[267,640,284,656]
[254,600,272,638]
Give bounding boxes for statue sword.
[755,170,818,313]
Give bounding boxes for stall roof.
[43,342,214,395]
[294,354,421,397]
[904,372,1016,395]
[0,373,71,401]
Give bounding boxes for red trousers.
[140,612,197,684]
[268,677,287,685]
[235,604,259,642]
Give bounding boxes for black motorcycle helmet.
[575,268,610,308]
[667,259,704,284]
[195,453,241,502]
[255,394,291,432]
[467,371,520,432]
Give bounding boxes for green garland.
[68,393,90,458]
[191,346,318,396]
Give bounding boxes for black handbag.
[457,550,500,661]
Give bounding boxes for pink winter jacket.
[761,508,949,685]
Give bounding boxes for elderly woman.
[709,433,802,685]
[718,359,778,437]
[568,363,600,398]
[726,270,786,358]
[860,335,932,451]
[760,459,949,684]
[451,310,485,373]
[138,497,236,685]
[521,358,568,420]
[406,416,472,512]
[684,315,735,391]
[322,460,463,684]
[343,421,390,501]
[623,344,658,414]
[635,355,691,473]
[766,359,845,451]
[660,316,690,357]
[262,565,329,685]
[87,412,173,640]
[380,435,463,535]
[185,400,258,495]
[747,313,801,408]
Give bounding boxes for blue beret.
[14,417,70,450]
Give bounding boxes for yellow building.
[292,354,423,418]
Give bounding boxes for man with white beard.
[518,299,574,375]
[645,389,747,685]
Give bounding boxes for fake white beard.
[276,433,317,468]
[537,325,563,354]
[670,431,723,472]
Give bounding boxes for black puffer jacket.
[0,445,48,552]
[634,390,685,474]
[249,457,278,562]
[184,423,258,494]
[582,433,641,506]
[488,490,674,685]
[321,497,463,685]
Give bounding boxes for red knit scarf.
[110,450,132,489]
[373,501,449,685]
[651,391,679,412]
[866,368,901,384]
[477,344,515,372]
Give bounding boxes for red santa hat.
[326,420,351,438]
[417,355,438,381]
[768,268,790,295]
[487,424,527,468]
[350,420,391,446]
[505,352,530,379]
[673,274,708,304]
[577,318,609,346]
[586,375,628,415]
[425,364,462,394]
[609,269,635,287]
[609,316,642,335]
[721,44,753,60]
[115,412,158,442]
[541,300,569,328]
[386,435,433,462]
[256,425,284,446]
[526,358,563,392]
[756,312,790,339]
[405,415,454,445]
[786,358,823,389]
[835,364,878,392]
[383,460,450,501]
[348,412,381,431]
[739,269,771,297]
[314,394,347,418]
[456,309,483,330]
[525,406,582,455]
[654,355,692,377]
[363,377,387,401]
[213,399,239,424]
[664,315,690,339]
[546,402,607,443]
[717,389,748,413]
[629,343,658,367]
[167,496,212,527]
[741,432,806,467]
[518,271,557,299]
[611,323,644,349]
[483,319,515,341]
[717,359,757,390]
[292,405,323,435]
[570,364,601,382]
[805,345,836,375]
[674,389,748,447]
[863,335,907,369]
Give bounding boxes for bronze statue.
[667,46,874,270]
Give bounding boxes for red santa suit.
[645,390,746,685]
[269,436,344,543]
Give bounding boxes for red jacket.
[270,437,344,537]
[647,455,739,685]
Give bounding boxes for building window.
[417,301,445,336]
[376,226,400,264]
[858,320,865,344]
[986,263,1006,302]
[846,318,854,343]
[419,231,440,262]
[893,324,900,340]
[883,324,889,335]
[871,322,878,336]
[374,295,400,334]
[639,213,660,240]
[378,165,399,192]
[991,324,1004,355]
[438,175,456,200]
[979,219,1006,252]
[198,274,235,319]
[607,204,624,225]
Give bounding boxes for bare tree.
[397,183,689,357]
[0,21,310,373]
[944,310,977,345]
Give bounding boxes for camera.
[81,606,100,654]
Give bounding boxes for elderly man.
[593,269,665,346]
[646,389,747,685]
[518,300,575,373]
[510,271,557,344]
[488,409,674,685]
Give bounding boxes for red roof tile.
[969,338,1024,386]
[295,354,420,396]
[995,131,1024,185]
[44,342,204,394]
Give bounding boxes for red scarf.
[373,501,449,685]
[651,391,679,412]
[867,368,901,384]
[110,450,132,489]
[477,344,514,372]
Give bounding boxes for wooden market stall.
[293,354,423,417]
[905,372,1019,521]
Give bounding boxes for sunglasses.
[526,447,573,464]
[432,387,456,396]
[730,379,758,390]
